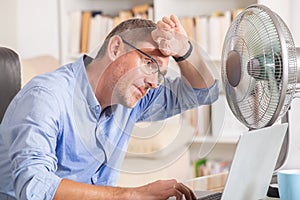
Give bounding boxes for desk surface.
[185,172,228,192]
[186,173,280,200]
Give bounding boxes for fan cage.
[273,13,297,118]
[221,5,297,129]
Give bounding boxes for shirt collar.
[73,55,101,119]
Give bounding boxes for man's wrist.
[172,41,193,62]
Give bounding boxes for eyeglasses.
[121,38,165,86]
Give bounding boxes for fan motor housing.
[226,50,241,87]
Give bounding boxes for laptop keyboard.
[197,192,222,200]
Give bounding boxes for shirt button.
[95,105,100,114]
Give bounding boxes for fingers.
[152,15,188,57]
[171,186,184,200]
[173,182,197,200]
[161,15,180,29]
[170,15,181,27]
[162,16,176,28]
[157,15,181,30]
[138,179,196,200]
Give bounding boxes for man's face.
[110,41,169,108]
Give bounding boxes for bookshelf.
[58,0,257,64]
[58,0,154,64]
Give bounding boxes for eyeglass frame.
[121,38,166,86]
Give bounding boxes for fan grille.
[221,5,297,129]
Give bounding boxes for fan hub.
[226,50,241,87]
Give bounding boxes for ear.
[107,35,124,61]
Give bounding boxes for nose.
[144,73,159,89]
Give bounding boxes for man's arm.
[53,179,129,200]
[176,43,215,89]
[152,15,216,89]
[54,178,196,200]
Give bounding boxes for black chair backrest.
[0,47,21,123]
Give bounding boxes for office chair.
[0,47,21,123]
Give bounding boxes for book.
[80,11,92,53]
[147,5,154,21]
[132,3,149,19]
[195,15,209,53]
[113,10,133,27]
[232,8,245,20]
[68,10,82,55]
[180,17,195,40]
[207,11,231,60]
[88,13,114,54]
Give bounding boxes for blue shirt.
[0,56,219,199]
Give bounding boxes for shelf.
[192,135,239,144]
[58,0,259,64]
[154,0,257,20]
[189,136,237,161]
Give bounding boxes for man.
[0,15,218,199]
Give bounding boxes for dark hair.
[95,18,157,58]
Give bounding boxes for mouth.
[135,85,148,98]
[137,87,146,97]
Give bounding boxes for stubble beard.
[113,83,140,108]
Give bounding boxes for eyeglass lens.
[122,38,165,86]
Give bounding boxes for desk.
[185,173,280,200]
[185,172,228,192]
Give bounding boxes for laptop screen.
[221,123,288,200]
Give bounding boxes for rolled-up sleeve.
[20,171,61,200]
[191,79,219,105]
[136,78,219,122]
[6,86,62,200]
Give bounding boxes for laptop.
[193,123,288,200]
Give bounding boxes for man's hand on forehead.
[151,15,189,57]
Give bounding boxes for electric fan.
[221,3,300,187]
[222,4,299,130]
